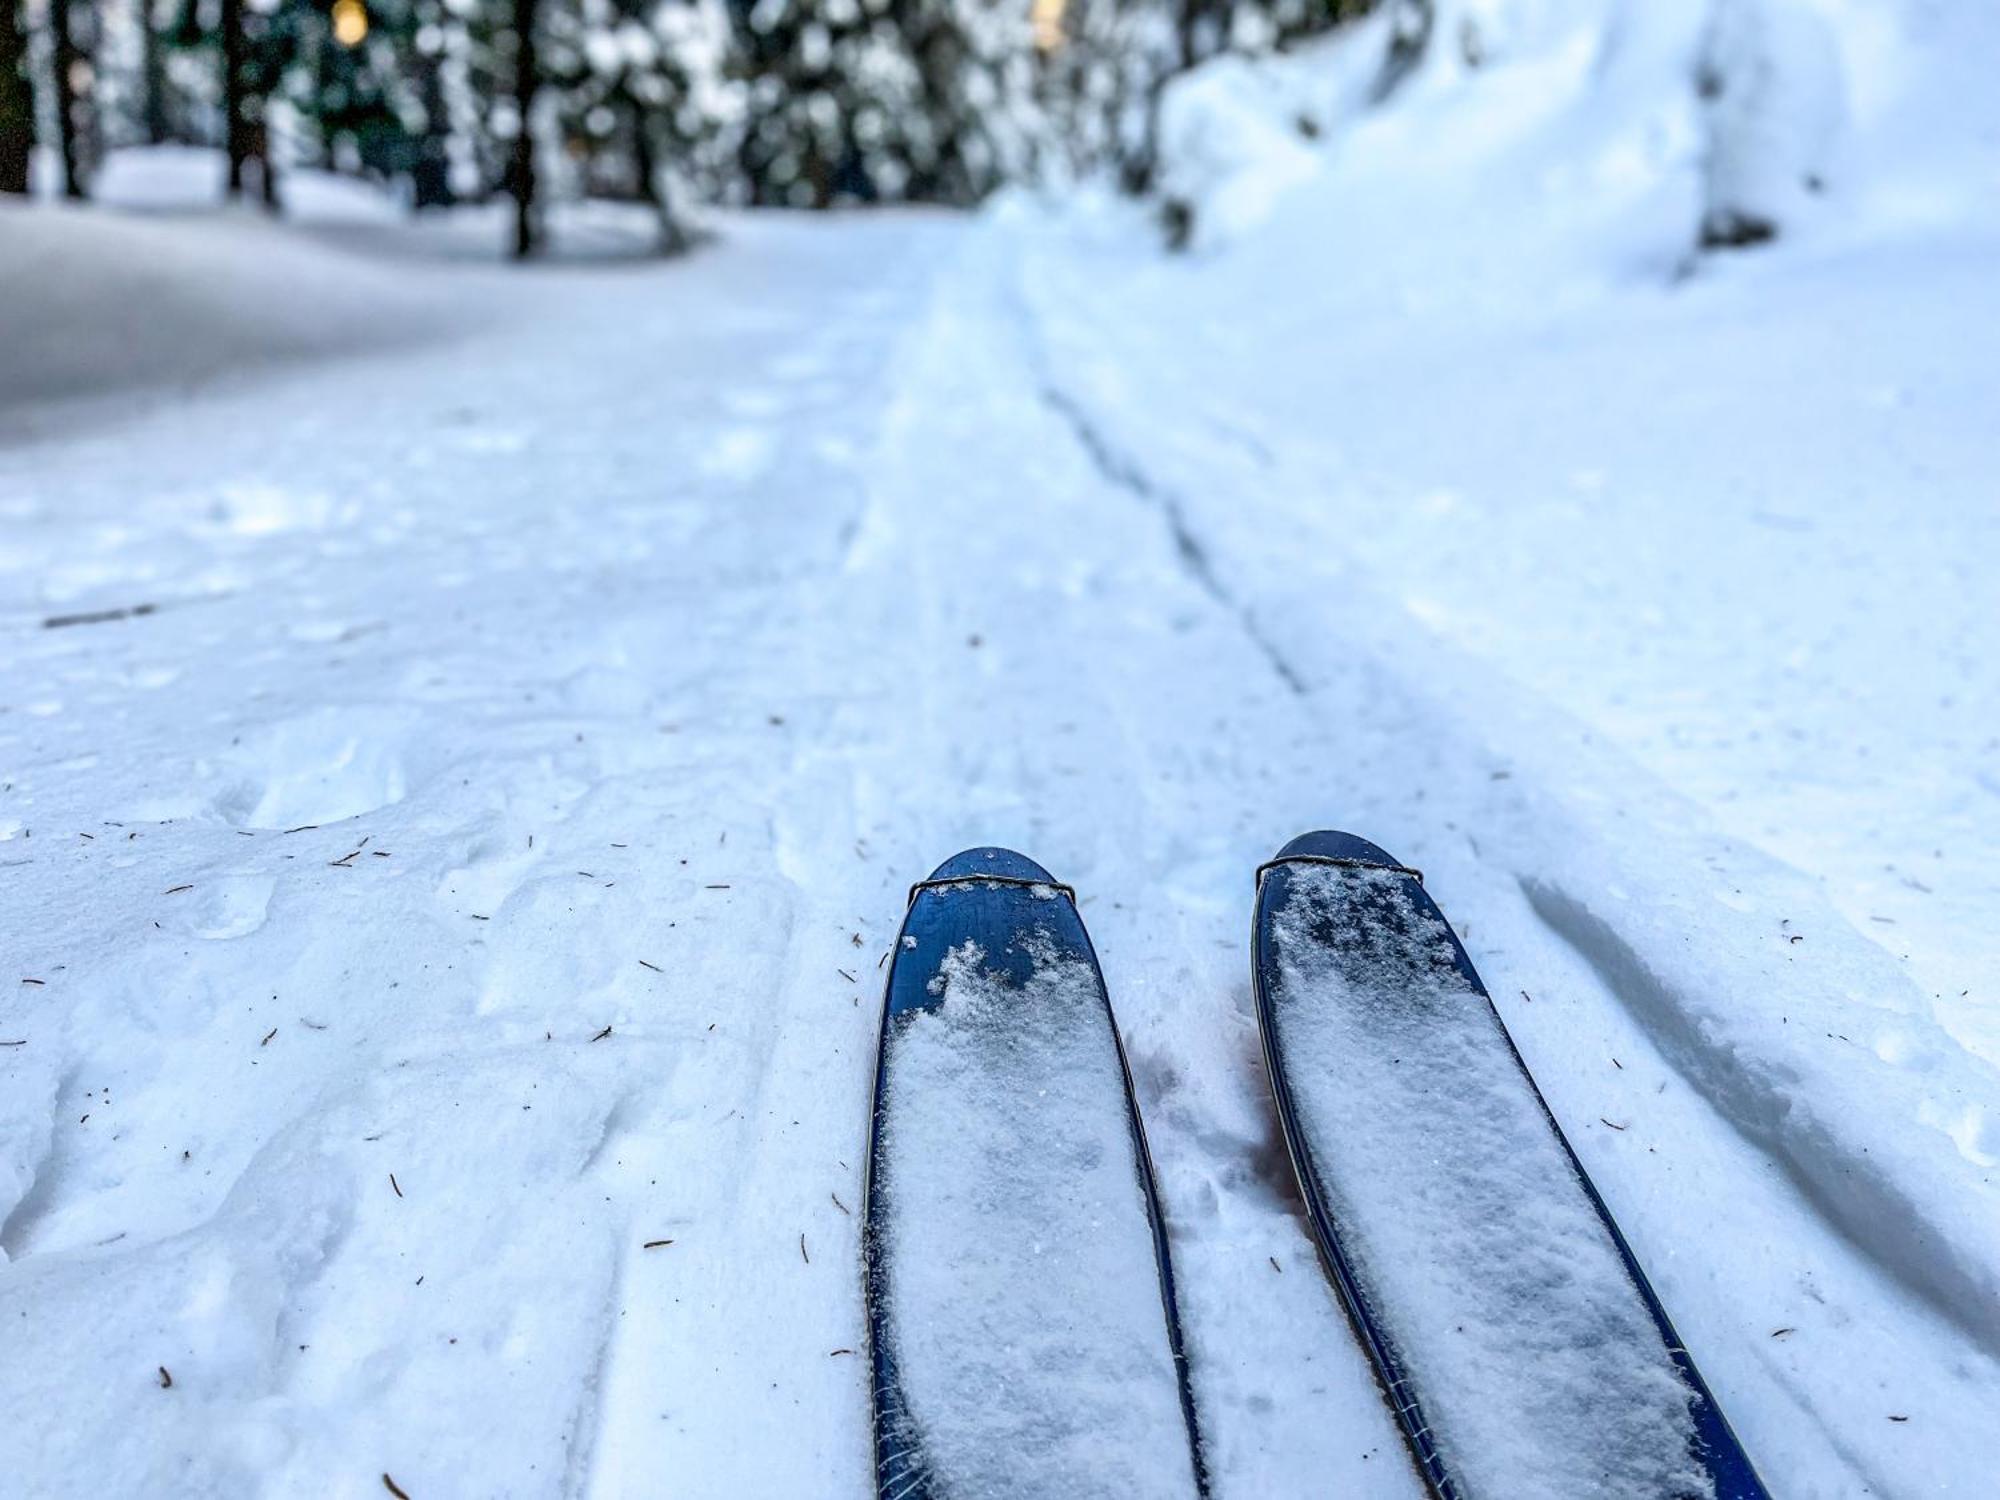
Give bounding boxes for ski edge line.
[861,849,1213,1500]
[1248,855,1460,1500]
[1251,831,1773,1500]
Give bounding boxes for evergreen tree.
[543,0,737,248]
[729,0,1041,209]
[1038,0,1176,191]
[896,0,1041,202]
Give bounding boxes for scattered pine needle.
[157,1366,173,1388]
[643,1239,675,1250]
[165,884,193,895]
[590,1025,613,1043]
[383,1475,412,1499]
[799,1233,810,1264]
[43,602,158,629]
[638,960,662,973]
[390,1173,404,1198]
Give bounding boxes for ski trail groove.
[1032,378,1309,699]
[1522,875,2000,1358]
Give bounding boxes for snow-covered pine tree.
[731,0,904,207]
[729,0,1044,208]
[271,0,472,206]
[542,0,738,248]
[1035,0,1176,191]
[893,0,1040,203]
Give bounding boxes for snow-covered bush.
[1143,0,1865,261]
[1695,0,1845,247]
[1154,53,1322,250]
[1148,19,1389,251]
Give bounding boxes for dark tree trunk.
[220,0,246,196]
[0,0,31,194]
[49,0,85,197]
[253,118,278,210]
[410,36,451,209]
[627,94,687,256]
[140,0,168,144]
[508,0,540,257]
[1372,0,1433,104]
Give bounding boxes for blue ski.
[863,848,1207,1499]
[1253,831,1768,1500]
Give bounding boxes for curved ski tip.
[1272,830,1406,867]
[925,846,1059,886]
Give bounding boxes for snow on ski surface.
[875,936,1196,1499]
[1267,863,1708,1500]
[2,0,1996,1495]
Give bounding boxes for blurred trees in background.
[0,0,1378,247]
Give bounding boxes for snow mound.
[1153,38,1377,252]
[0,153,467,423]
[1143,0,2000,265]
[1696,0,1847,246]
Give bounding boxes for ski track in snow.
[0,192,1993,1500]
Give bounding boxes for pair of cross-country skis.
[861,832,1771,1500]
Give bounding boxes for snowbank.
[1149,0,1997,264]
[0,172,464,424]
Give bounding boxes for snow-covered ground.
[3,2,1996,1494]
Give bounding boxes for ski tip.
[1271,829,1404,867]
[922,846,1060,888]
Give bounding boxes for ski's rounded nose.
[924,846,1059,886]
[1273,829,1405,867]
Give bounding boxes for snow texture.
[1268,864,1707,1500]
[875,938,1197,1498]
[4,1,2000,1486]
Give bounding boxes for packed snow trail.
[1,197,1994,1498]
